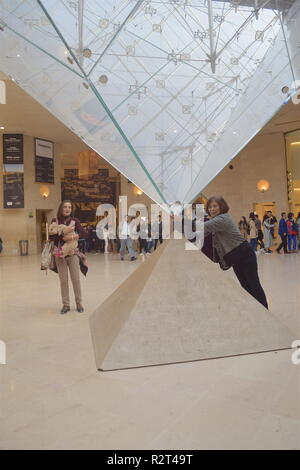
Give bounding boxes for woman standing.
[262,214,274,254]
[204,196,268,309]
[255,215,264,251]
[238,216,249,240]
[287,212,298,253]
[248,212,258,252]
[296,212,300,251]
[49,200,87,314]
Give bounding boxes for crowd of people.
[78,212,164,260]
[48,199,299,314]
[238,211,300,254]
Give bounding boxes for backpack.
[292,221,299,234]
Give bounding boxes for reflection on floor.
[0,251,299,450]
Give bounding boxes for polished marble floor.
[0,250,299,450]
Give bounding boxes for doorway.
[253,202,276,222]
[36,210,52,253]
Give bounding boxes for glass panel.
[0,0,297,204]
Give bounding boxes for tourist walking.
[287,212,298,253]
[119,216,137,261]
[276,212,288,254]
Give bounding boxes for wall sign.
[3,134,24,208]
[35,137,54,183]
[3,134,23,164]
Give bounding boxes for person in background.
[119,215,137,261]
[276,212,288,254]
[296,212,300,251]
[255,215,264,251]
[132,211,141,254]
[87,224,94,252]
[153,214,163,250]
[102,210,113,254]
[139,217,153,256]
[286,212,298,253]
[248,212,258,252]
[263,213,274,254]
[203,196,268,308]
[49,200,88,314]
[268,211,277,240]
[238,216,249,240]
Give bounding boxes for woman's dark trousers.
[277,234,288,253]
[233,250,268,309]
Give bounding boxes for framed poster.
[61,168,116,222]
[3,134,24,208]
[35,137,54,183]
[3,164,24,208]
[3,134,23,164]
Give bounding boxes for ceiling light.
[98,74,108,85]
[99,18,109,29]
[0,126,5,130]
[83,48,92,58]
[290,142,300,145]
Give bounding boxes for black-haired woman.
[238,216,249,240]
[262,214,274,254]
[248,212,258,252]
[203,196,268,309]
[49,200,87,314]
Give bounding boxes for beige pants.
[55,255,82,307]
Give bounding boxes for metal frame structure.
[0,0,297,203]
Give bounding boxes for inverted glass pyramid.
[0,0,298,204]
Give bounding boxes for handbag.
[41,240,55,270]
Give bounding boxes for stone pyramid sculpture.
[89,239,293,371]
